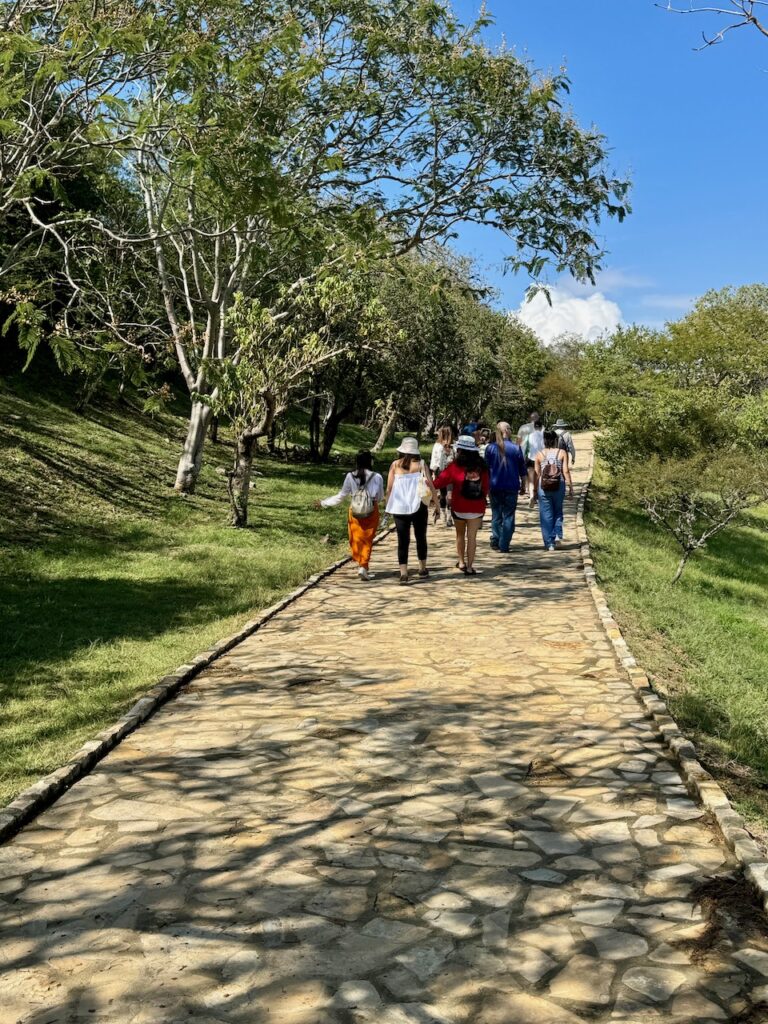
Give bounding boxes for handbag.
[417,462,432,506]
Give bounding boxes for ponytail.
[355,449,373,487]
[495,422,512,465]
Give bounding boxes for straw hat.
[553,419,569,429]
[456,434,478,451]
[396,436,420,455]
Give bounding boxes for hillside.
[0,374,372,804]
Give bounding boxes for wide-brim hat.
[553,419,569,429]
[397,436,421,456]
[456,434,478,451]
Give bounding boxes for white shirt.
[526,429,545,459]
[430,442,453,473]
[321,470,384,508]
[386,466,425,515]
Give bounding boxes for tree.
[205,257,396,527]
[620,452,768,583]
[583,286,768,580]
[534,335,593,428]
[659,1,768,47]
[3,0,630,493]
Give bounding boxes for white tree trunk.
[372,396,398,453]
[175,401,213,493]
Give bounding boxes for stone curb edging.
[575,447,768,912]
[0,526,396,845]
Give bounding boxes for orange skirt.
[348,505,380,568]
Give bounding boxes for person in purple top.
[484,421,528,553]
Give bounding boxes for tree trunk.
[671,549,692,585]
[209,415,219,444]
[309,397,322,462]
[320,402,353,461]
[372,395,398,453]
[227,433,256,528]
[175,401,213,493]
[267,419,278,455]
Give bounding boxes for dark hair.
[543,429,558,448]
[398,453,420,471]
[533,419,543,430]
[455,449,483,471]
[355,449,373,486]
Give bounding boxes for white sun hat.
[456,434,478,451]
[397,436,421,456]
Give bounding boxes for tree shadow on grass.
[0,576,244,682]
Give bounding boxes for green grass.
[0,374,392,805]
[586,465,768,840]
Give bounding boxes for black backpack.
[461,469,484,500]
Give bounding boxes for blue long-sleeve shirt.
[484,440,527,491]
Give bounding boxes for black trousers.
[394,504,429,565]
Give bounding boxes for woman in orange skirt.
[315,451,385,581]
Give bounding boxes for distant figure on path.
[433,435,489,575]
[523,419,545,509]
[554,418,576,465]
[315,450,384,581]
[484,421,528,553]
[477,427,492,459]
[516,411,539,498]
[535,428,574,551]
[462,418,478,436]
[386,437,439,584]
[430,425,455,528]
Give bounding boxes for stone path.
[3,436,768,1024]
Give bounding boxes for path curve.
[3,435,768,1024]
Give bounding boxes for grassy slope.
[586,467,768,841]
[0,374,386,805]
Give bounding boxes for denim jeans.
[490,488,519,552]
[538,481,565,548]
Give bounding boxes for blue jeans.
[538,481,565,548]
[490,489,519,552]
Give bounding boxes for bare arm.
[560,450,574,495]
[423,462,440,504]
[386,461,396,501]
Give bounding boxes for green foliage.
[583,284,768,580]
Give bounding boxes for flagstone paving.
[3,436,768,1023]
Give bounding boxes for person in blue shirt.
[484,421,528,553]
[462,419,478,436]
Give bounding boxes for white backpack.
[350,475,375,519]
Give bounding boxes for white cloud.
[513,287,622,345]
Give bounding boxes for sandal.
[455,561,466,571]
[466,567,477,575]
[399,573,410,585]
[418,567,430,578]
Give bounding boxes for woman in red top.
[433,435,490,575]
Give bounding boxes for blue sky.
[449,0,767,340]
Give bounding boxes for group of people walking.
[316,414,576,583]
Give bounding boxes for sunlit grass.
[586,464,768,837]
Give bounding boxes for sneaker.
[547,544,556,552]
[358,567,374,580]
[446,515,454,528]
[554,537,563,548]
[528,496,536,509]
[490,542,500,552]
